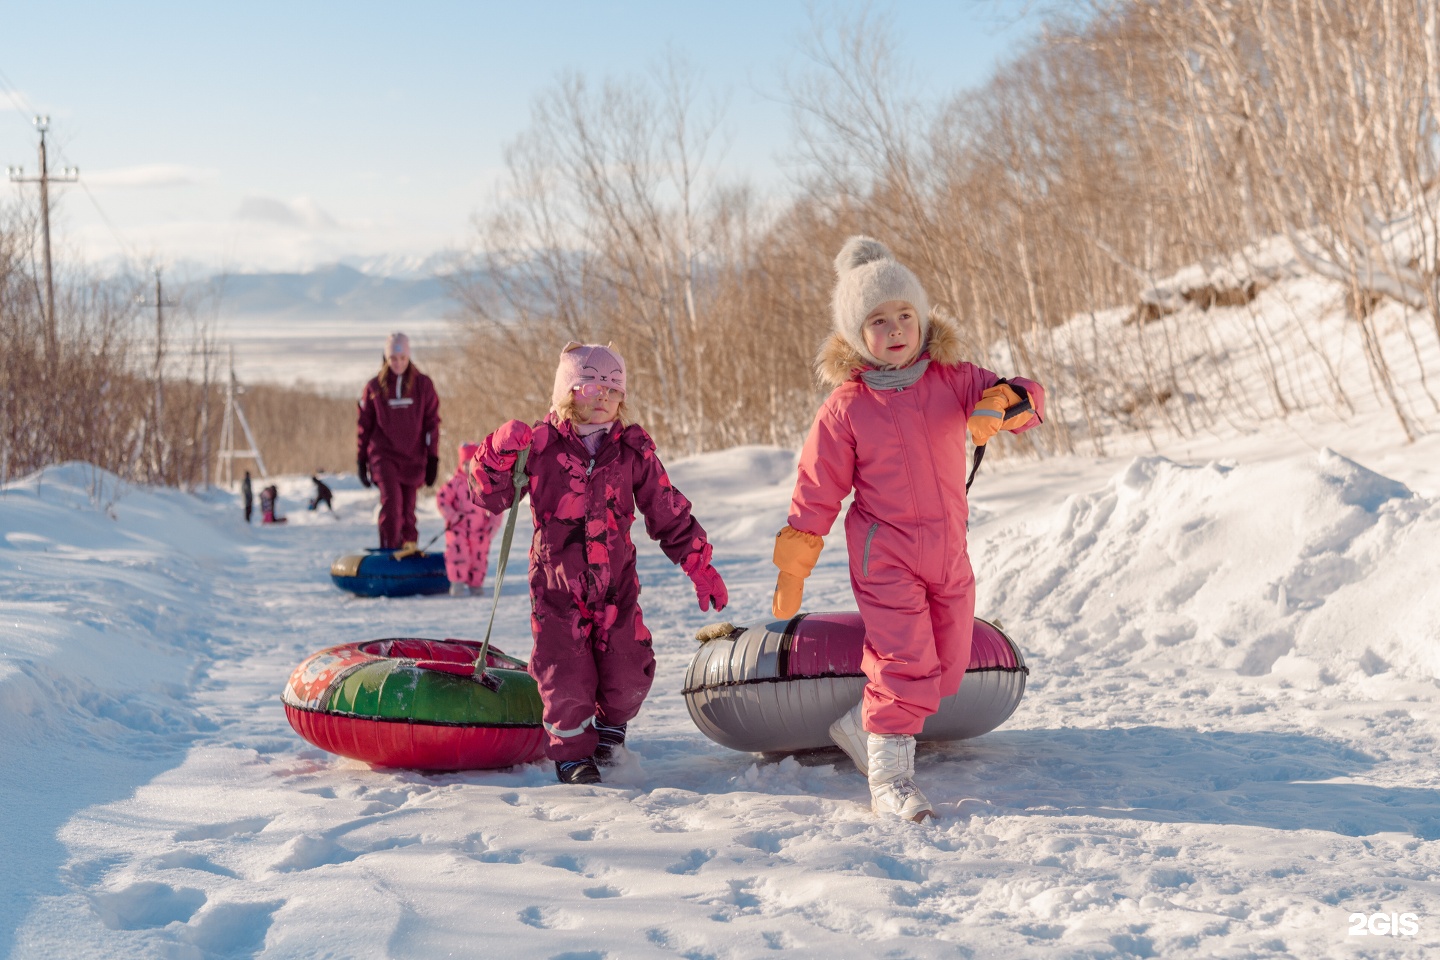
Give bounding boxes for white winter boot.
[448,581,471,597]
[867,733,935,822]
[828,703,869,776]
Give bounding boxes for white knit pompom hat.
[831,236,930,365]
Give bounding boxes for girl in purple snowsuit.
[470,343,728,785]
[436,442,502,596]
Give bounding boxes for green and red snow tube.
[283,638,546,770]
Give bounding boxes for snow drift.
[979,449,1440,683]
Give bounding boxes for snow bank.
[978,449,1440,683]
[0,464,239,944]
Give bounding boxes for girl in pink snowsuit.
[436,442,501,596]
[471,343,729,785]
[772,237,1044,822]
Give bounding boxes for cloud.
[236,195,341,231]
[85,164,219,188]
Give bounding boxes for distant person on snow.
[241,470,253,523]
[470,342,728,786]
[356,331,440,555]
[259,484,287,524]
[435,442,501,596]
[308,475,334,512]
[772,236,1045,822]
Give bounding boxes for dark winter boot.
[555,758,602,785]
[593,720,628,766]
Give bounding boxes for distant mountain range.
[168,261,478,390]
[203,262,460,325]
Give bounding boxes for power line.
[0,65,40,125]
[0,68,143,270]
[136,269,180,479]
[8,115,78,370]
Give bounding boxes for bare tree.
[446,59,817,454]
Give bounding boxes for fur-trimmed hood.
[814,312,966,388]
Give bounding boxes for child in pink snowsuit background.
[772,236,1044,822]
[436,442,501,597]
[470,343,729,785]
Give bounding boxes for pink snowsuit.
[470,414,713,762]
[787,316,1045,736]
[437,444,501,589]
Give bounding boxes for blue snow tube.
[330,549,449,598]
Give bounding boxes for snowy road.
[3,435,1440,958]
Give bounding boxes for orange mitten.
[772,525,825,619]
[968,383,1034,446]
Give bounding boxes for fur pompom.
[834,235,893,276]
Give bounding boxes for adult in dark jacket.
[356,332,441,551]
[241,471,253,523]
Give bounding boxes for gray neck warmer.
[861,358,931,391]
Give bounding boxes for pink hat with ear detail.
[551,342,627,410]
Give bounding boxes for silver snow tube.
[683,612,1028,755]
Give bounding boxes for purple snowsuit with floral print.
[470,413,712,762]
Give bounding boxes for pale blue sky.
[0,1,1045,274]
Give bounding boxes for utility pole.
[216,346,266,487]
[198,341,214,488]
[136,268,179,483]
[7,116,79,373]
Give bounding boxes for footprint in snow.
[180,899,283,956]
[582,885,622,899]
[762,931,794,950]
[858,854,926,882]
[89,881,206,931]
[474,848,524,864]
[270,834,359,872]
[664,848,714,875]
[709,878,761,920]
[269,826,421,874]
[530,804,575,822]
[736,830,792,854]
[544,853,587,874]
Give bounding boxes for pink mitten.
[682,543,728,613]
[494,419,533,453]
[480,420,533,471]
